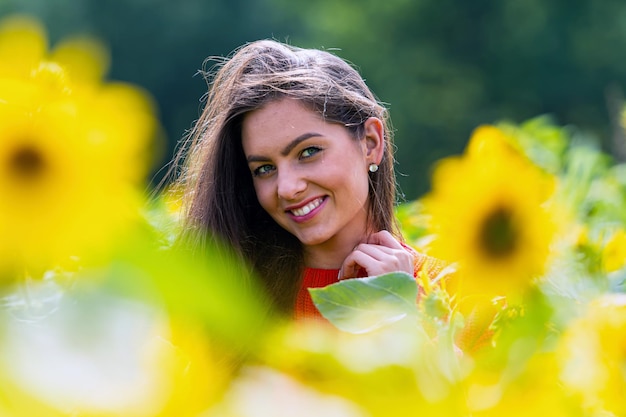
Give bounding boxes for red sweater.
[294,268,345,321]
[294,250,447,321]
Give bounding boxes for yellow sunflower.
[1,292,228,417]
[558,294,626,416]
[0,15,47,79]
[423,125,556,300]
[0,83,123,273]
[0,15,157,277]
[602,228,626,273]
[466,352,577,417]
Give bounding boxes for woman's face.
[241,98,382,262]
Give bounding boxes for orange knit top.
[294,249,447,321]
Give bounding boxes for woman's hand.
[338,230,414,280]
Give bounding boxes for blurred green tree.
[0,0,284,186]
[268,0,626,198]
[3,0,626,198]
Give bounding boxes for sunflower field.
[1,14,625,417]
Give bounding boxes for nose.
[276,168,306,201]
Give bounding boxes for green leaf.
[309,272,419,333]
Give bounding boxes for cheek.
[325,168,370,206]
[347,169,371,199]
[252,181,275,211]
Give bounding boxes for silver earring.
[368,163,379,173]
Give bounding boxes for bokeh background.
[4,0,626,199]
[3,3,626,416]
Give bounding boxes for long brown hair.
[170,40,399,313]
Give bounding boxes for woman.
[171,40,444,320]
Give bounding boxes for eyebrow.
[246,132,323,163]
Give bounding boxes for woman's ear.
[363,117,385,165]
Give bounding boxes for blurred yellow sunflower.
[602,228,626,273]
[1,289,228,417]
[558,294,626,416]
[423,125,556,300]
[0,15,158,277]
[466,352,578,417]
[0,15,47,79]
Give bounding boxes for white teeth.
[291,198,322,217]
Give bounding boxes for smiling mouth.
[290,197,324,217]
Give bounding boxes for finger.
[339,250,382,280]
[353,242,399,261]
[338,237,398,279]
[340,244,414,279]
[365,230,405,249]
[357,242,415,274]
[355,240,415,270]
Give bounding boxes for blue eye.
[253,164,274,177]
[300,146,321,159]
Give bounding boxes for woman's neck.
[302,227,370,269]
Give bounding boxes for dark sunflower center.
[9,146,46,181]
[479,206,517,257]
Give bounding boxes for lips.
[289,197,324,217]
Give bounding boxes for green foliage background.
[4,0,626,198]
